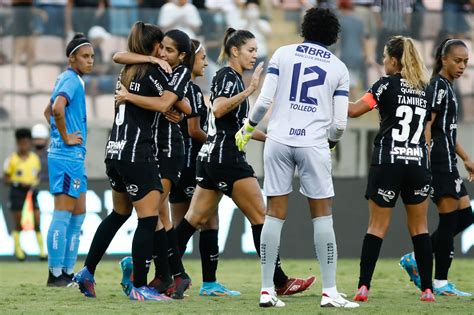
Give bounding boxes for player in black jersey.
[400,39,472,297]
[348,36,436,302]
[168,39,240,297]
[114,29,193,299]
[175,28,316,297]
[74,22,184,301]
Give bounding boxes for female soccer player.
[349,36,435,302]
[114,29,193,299]
[43,33,93,287]
[400,39,472,297]
[73,22,184,301]
[235,8,359,308]
[175,27,315,299]
[169,39,239,296]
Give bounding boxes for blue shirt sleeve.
[56,77,77,106]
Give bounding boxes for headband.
[195,43,202,54]
[66,35,91,57]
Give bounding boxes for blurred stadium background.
[0,0,473,260]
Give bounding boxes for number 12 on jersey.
[289,63,327,105]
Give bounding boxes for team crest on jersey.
[377,189,395,202]
[436,89,445,105]
[73,179,81,190]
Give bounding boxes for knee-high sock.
[176,218,196,256]
[153,228,171,280]
[455,206,473,235]
[166,228,186,277]
[434,212,457,280]
[84,210,130,274]
[358,233,383,289]
[260,216,284,291]
[313,215,338,295]
[412,233,433,291]
[132,216,158,288]
[63,213,86,275]
[251,224,288,287]
[47,210,72,276]
[200,229,219,283]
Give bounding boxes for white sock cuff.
[265,215,285,225]
[312,215,333,224]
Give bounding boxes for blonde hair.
[386,36,430,90]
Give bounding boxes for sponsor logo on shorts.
[455,178,463,193]
[110,179,116,187]
[126,184,139,196]
[218,181,228,191]
[106,140,127,155]
[73,179,81,190]
[185,186,195,197]
[196,176,204,182]
[414,184,430,197]
[377,189,395,203]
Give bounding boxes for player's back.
[266,42,349,147]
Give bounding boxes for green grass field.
[1,258,473,314]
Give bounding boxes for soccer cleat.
[168,273,192,299]
[321,293,360,308]
[259,291,285,307]
[62,272,78,288]
[434,283,472,297]
[120,256,134,296]
[275,276,316,296]
[353,285,369,302]
[47,270,70,287]
[129,286,172,301]
[149,276,173,294]
[14,247,26,262]
[199,281,241,297]
[420,289,436,302]
[399,252,421,289]
[73,266,96,298]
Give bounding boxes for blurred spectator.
[109,0,137,37]
[137,0,166,24]
[338,0,372,95]
[31,124,49,183]
[272,0,312,32]
[66,0,109,37]
[236,1,271,67]
[206,0,245,28]
[373,0,413,64]
[36,0,67,37]
[409,0,424,40]
[158,0,202,39]
[352,0,375,38]
[441,0,472,38]
[83,26,117,95]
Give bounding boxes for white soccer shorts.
[263,138,334,199]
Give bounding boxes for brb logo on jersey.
[377,189,395,203]
[296,45,331,59]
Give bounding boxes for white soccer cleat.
[259,291,286,308]
[320,293,360,308]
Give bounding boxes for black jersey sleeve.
[168,65,191,100]
[146,65,171,96]
[430,78,448,113]
[186,83,200,118]
[212,69,238,99]
[368,76,391,107]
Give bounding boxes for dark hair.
[217,28,255,63]
[301,8,340,46]
[66,33,91,57]
[185,39,202,70]
[15,128,32,140]
[385,36,429,90]
[164,29,193,69]
[432,38,468,76]
[121,21,164,88]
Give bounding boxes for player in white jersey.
[235,8,358,308]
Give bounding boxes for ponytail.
[217,28,255,64]
[385,36,429,90]
[400,37,429,90]
[432,38,467,77]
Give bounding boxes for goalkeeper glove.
[235,119,256,152]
